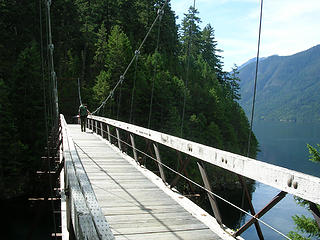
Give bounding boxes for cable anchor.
[120,75,124,84]
[49,43,54,53]
[157,9,164,21]
[135,50,140,58]
[51,71,56,79]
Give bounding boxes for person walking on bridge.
[79,103,90,132]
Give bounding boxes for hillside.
[0,1,258,201]
[239,44,320,122]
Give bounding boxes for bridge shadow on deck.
[68,124,222,240]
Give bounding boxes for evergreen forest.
[0,0,258,227]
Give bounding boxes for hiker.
[79,104,90,132]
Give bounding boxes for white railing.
[87,115,320,239]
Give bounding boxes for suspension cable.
[247,0,263,157]
[180,0,196,138]
[116,83,122,120]
[92,0,169,115]
[81,124,292,240]
[45,1,53,123]
[129,50,140,124]
[45,0,59,122]
[240,0,265,234]
[77,78,82,105]
[147,8,164,129]
[40,0,48,139]
[42,1,58,238]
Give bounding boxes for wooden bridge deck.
[67,124,233,240]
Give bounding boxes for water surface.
[241,121,320,239]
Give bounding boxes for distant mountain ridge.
[238,44,320,122]
[238,56,267,70]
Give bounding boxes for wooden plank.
[113,229,222,240]
[110,219,206,229]
[98,199,182,208]
[100,204,185,215]
[105,212,198,223]
[66,124,230,240]
[110,223,209,235]
[90,182,158,190]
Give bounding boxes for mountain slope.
[239,44,320,122]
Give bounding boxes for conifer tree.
[288,145,320,240]
[0,79,27,199]
[201,24,223,77]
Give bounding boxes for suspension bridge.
[52,114,320,240]
[38,0,320,239]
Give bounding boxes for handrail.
[88,115,320,206]
[60,114,114,240]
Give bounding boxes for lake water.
[241,121,320,240]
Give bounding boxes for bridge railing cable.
[86,115,320,240]
[91,0,169,115]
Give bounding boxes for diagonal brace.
[238,175,264,239]
[309,202,320,229]
[234,190,287,237]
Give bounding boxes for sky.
[171,0,320,71]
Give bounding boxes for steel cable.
[247,0,263,157]
[129,51,140,124]
[148,9,163,129]
[180,0,196,138]
[77,78,82,105]
[240,0,264,231]
[43,1,58,238]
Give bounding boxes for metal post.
[95,120,98,134]
[107,125,111,142]
[153,143,166,182]
[87,118,91,130]
[116,128,122,151]
[130,134,138,163]
[100,122,104,137]
[197,161,222,225]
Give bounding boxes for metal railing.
[87,115,320,239]
[61,115,115,240]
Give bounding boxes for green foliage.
[0,79,28,199]
[94,23,108,70]
[105,25,133,78]
[93,70,111,102]
[307,144,320,163]
[289,145,320,239]
[288,215,320,240]
[1,0,258,209]
[0,38,46,198]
